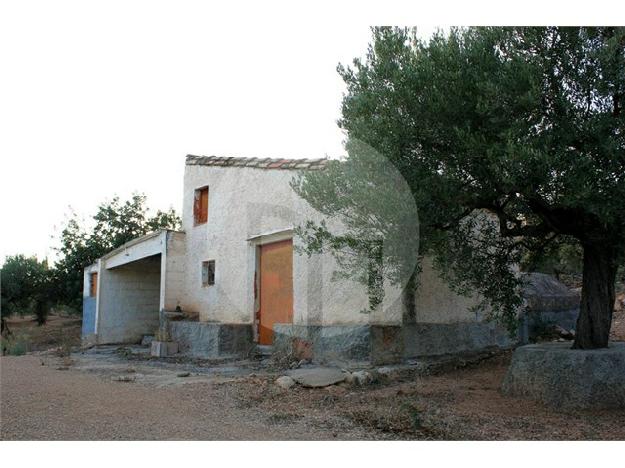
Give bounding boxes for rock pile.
[275,367,378,390]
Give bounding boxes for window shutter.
[194,187,209,225]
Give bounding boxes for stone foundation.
[273,322,514,365]
[502,342,625,409]
[273,324,371,364]
[168,322,253,358]
[151,340,179,357]
[402,322,513,358]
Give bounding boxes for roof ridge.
[185,154,328,171]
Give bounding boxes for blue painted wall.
[82,297,96,336]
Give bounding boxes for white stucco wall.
[163,231,186,311]
[414,257,482,323]
[181,164,379,326]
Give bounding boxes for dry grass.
[228,352,625,440]
[2,314,81,355]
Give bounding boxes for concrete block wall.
[96,255,161,344]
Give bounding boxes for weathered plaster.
[181,164,374,326]
[163,231,186,311]
[414,257,483,324]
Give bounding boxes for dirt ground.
[230,351,625,440]
[0,353,376,440]
[2,347,624,441]
[1,309,625,441]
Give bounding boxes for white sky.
[0,0,615,264]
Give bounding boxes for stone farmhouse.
[81,155,578,364]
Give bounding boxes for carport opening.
[101,253,162,343]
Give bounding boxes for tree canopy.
[1,194,181,321]
[294,27,625,349]
[0,255,51,325]
[52,194,181,310]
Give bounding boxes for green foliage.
[52,193,181,310]
[292,139,420,313]
[521,237,583,277]
[0,254,52,324]
[295,27,625,334]
[1,194,179,324]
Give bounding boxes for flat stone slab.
[502,342,625,409]
[287,367,346,387]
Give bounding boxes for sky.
[0,3,354,262]
[0,0,605,264]
[0,1,443,263]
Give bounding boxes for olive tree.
[294,27,625,349]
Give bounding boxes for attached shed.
[82,230,185,346]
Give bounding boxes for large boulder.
[521,272,580,311]
[502,342,625,409]
[519,273,581,344]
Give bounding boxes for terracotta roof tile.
[186,154,328,171]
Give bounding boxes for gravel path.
[0,355,371,440]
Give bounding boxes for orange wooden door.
[258,239,294,345]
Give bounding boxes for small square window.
[194,186,209,225]
[202,260,215,286]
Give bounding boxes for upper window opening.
[194,186,209,225]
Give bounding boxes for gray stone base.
[273,324,371,365]
[403,322,513,358]
[502,342,625,409]
[151,340,178,357]
[168,322,253,358]
[273,321,514,365]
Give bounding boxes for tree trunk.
[572,243,618,349]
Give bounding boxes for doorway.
[258,239,294,345]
